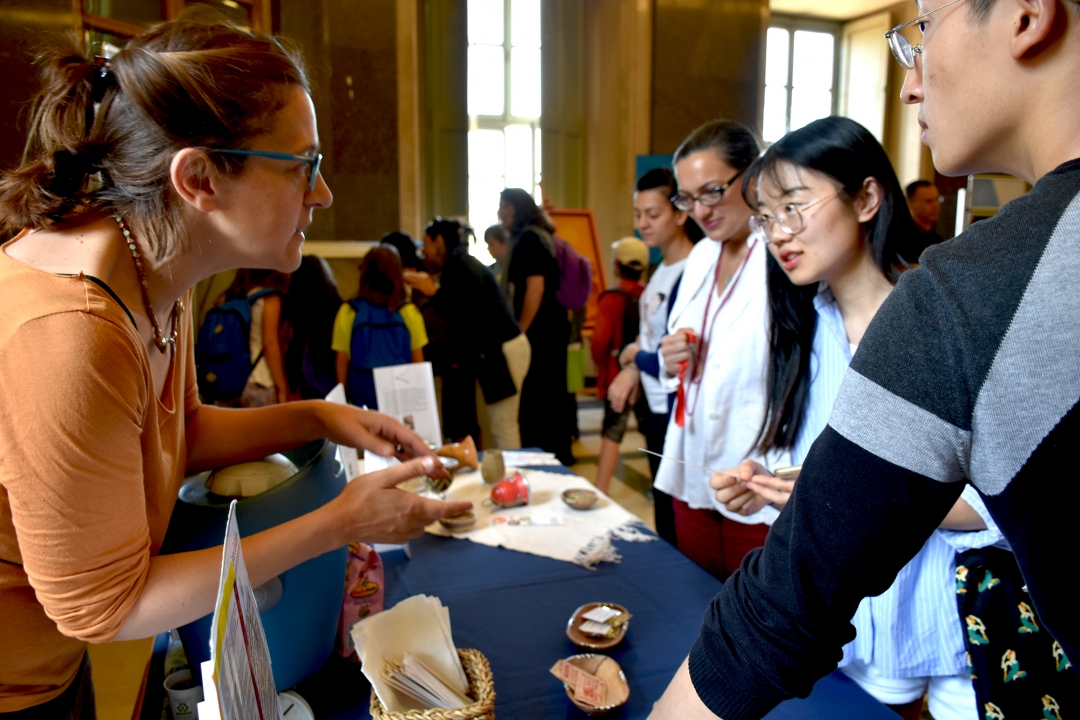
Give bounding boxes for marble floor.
[569,398,657,531]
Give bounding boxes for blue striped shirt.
[795,290,1005,678]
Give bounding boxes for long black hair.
[499,187,555,237]
[747,116,917,452]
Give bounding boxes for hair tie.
[89,56,116,103]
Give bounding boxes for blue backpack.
[196,288,278,402]
[347,299,413,409]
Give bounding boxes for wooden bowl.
[562,488,598,510]
[561,654,630,715]
[438,511,477,533]
[566,602,630,650]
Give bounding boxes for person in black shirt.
[420,218,529,447]
[652,0,1080,717]
[499,188,574,465]
[905,179,945,259]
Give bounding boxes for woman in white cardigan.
[656,120,788,579]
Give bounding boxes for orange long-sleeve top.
[0,237,198,711]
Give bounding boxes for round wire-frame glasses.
[883,0,967,68]
[750,189,843,240]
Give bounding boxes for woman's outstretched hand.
[315,401,444,472]
[328,456,473,545]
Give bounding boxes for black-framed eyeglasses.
[201,148,323,192]
[672,168,746,212]
[750,189,842,239]
[884,0,966,69]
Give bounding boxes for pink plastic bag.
[336,542,385,658]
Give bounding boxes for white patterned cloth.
[426,469,655,568]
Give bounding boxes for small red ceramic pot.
[490,472,531,508]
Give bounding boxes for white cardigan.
[655,235,789,523]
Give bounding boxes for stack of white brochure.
[351,595,470,712]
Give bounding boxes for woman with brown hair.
[331,246,428,408]
[0,13,468,716]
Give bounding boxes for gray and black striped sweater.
[688,158,1080,720]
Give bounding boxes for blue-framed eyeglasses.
[201,148,323,191]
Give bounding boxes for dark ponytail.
[749,116,917,452]
[0,43,112,228]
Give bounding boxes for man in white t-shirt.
[605,168,696,545]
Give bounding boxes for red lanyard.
[674,238,758,427]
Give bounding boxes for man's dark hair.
[380,231,424,271]
[616,262,643,282]
[906,179,934,201]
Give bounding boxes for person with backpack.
[331,247,428,408]
[498,187,575,465]
[196,268,290,407]
[591,238,648,493]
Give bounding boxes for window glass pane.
[468,129,505,233]
[468,45,506,116]
[85,30,128,58]
[468,0,504,45]
[469,234,496,266]
[468,177,505,246]
[505,124,533,191]
[84,0,162,26]
[762,85,789,143]
[792,31,834,91]
[789,87,832,132]
[511,0,541,48]
[510,46,541,118]
[765,28,790,87]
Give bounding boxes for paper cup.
[164,669,203,720]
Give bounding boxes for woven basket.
[370,648,495,720]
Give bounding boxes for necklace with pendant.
[113,215,183,353]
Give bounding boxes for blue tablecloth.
[327,464,897,720]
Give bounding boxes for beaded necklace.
[113,215,183,353]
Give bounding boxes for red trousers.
[672,498,770,580]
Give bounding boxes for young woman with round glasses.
[652,120,781,580]
[711,116,1000,720]
[0,13,469,715]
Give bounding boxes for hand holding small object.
[315,401,445,475]
[329,456,472,545]
[661,329,695,376]
[710,459,771,516]
[746,470,797,509]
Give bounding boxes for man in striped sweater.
[652,0,1080,717]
